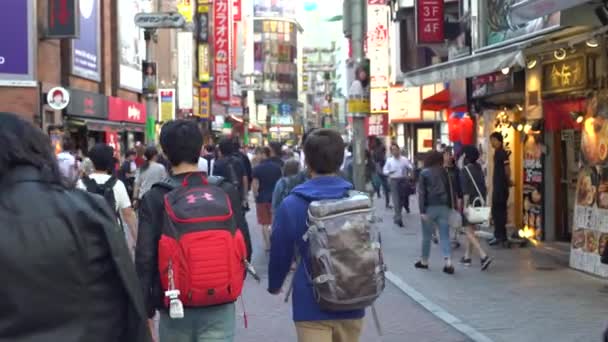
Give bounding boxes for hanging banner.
[158,88,176,122]
[72,0,100,81]
[197,10,209,43]
[198,44,210,82]
[142,61,157,95]
[367,4,389,88]
[47,0,79,38]
[213,0,231,102]
[177,32,194,110]
[199,87,210,118]
[177,0,194,23]
[233,0,241,21]
[415,0,444,44]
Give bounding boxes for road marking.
[386,271,494,342]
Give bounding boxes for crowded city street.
[6,0,608,341]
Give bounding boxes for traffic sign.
[134,12,186,29]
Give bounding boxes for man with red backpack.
[136,120,252,342]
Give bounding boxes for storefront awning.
[421,89,468,112]
[402,48,526,87]
[67,118,122,132]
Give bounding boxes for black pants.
[492,200,507,241]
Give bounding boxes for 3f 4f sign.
[416,0,444,45]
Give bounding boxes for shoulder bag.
[463,165,491,224]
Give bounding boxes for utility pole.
[144,29,156,144]
[348,0,368,191]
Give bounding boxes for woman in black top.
[459,145,493,270]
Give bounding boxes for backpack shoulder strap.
[152,177,180,192]
[104,176,118,188]
[81,176,98,192]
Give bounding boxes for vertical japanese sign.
[0,0,35,85]
[158,89,176,122]
[198,44,210,82]
[177,0,194,23]
[199,87,210,118]
[367,4,389,88]
[177,32,194,110]
[213,0,231,102]
[371,88,389,113]
[416,0,444,44]
[367,113,389,136]
[72,0,100,81]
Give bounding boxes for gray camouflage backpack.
[304,191,386,311]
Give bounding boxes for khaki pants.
[295,319,363,342]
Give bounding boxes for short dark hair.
[283,159,300,177]
[218,137,235,156]
[304,129,344,174]
[160,120,203,166]
[88,143,115,173]
[62,137,74,151]
[424,151,444,168]
[490,132,504,143]
[269,141,282,157]
[462,145,480,164]
[262,146,272,158]
[0,113,65,186]
[125,150,136,158]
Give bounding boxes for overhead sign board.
[46,87,70,111]
[134,12,185,29]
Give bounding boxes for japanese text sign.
[416,0,444,44]
[213,0,231,102]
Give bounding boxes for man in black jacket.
[0,112,150,342]
[136,120,252,342]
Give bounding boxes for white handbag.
[463,166,491,224]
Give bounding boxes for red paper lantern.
[460,115,474,145]
[448,115,461,142]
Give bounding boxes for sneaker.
[459,257,472,266]
[481,256,493,271]
[443,265,455,274]
[414,261,429,269]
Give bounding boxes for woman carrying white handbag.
[459,146,493,271]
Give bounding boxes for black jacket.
[0,166,151,342]
[135,172,252,318]
[417,166,459,214]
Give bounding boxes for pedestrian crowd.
[1,111,515,342]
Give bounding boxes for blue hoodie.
[268,176,366,322]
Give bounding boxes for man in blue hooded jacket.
[268,129,365,342]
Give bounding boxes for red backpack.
[157,174,247,308]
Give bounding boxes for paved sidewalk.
[236,207,469,342]
[379,195,608,342]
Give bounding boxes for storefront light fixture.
[516,123,524,132]
[526,59,537,69]
[586,38,600,48]
[554,48,567,61]
[501,67,510,75]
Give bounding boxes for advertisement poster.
[158,89,176,122]
[142,61,157,95]
[522,133,544,240]
[367,4,389,88]
[72,0,100,80]
[177,0,194,23]
[253,0,296,19]
[485,0,560,47]
[118,0,150,92]
[571,93,608,277]
[213,0,231,102]
[177,32,194,109]
[371,88,388,113]
[0,0,35,84]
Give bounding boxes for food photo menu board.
[523,132,544,240]
[571,93,608,276]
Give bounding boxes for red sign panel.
[108,97,146,124]
[214,0,231,102]
[367,114,389,136]
[233,0,241,21]
[416,0,444,44]
[368,0,386,4]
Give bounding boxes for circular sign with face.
[47,87,70,111]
